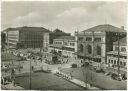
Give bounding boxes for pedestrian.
[70,70,73,78]
[11,69,16,85]
[81,60,83,63]
[11,69,15,77]
[32,66,34,72]
[18,66,21,73]
[66,59,68,63]
[1,76,5,85]
[12,76,16,86]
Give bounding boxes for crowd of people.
[1,68,16,86]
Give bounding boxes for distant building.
[49,29,71,44]
[48,36,77,57]
[3,26,50,49]
[75,24,126,64]
[107,37,127,69]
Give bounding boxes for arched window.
[114,60,116,64]
[120,61,122,65]
[97,46,101,55]
[79,44,83,53]
[123,62,126,66]
[87,45,92,54]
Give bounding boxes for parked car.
[111,73,122,81]
[121,73,127,80]
[71,64,77,68]
[105,72,113,76]
[81,62,90,67]
[96,69,106,74]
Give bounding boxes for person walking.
[70,70,73,79]
[32,66,34,72]
[1,76,5,85]
[66,59,68,63]
[11,69,16,86]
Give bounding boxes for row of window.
[8,35,19,38]
[54,42,62,44]
[70,43,75,46]
[25,35,43,40]
[78,37,101,42]
[108,59,126,66]
[115,46,126,52]
[63,51,73,55]
[8,39,18,42]
[57,42,75,46]
[108,54,127,59]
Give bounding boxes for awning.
[62,46,75,52]
[107,51,127,56]
[93,55,102,58]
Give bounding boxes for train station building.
[75,24,126,64]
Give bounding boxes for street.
[60,67,127,90]
[15,72,84,90]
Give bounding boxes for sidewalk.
[51,69,100,90]
[106,67,127,74]
[1,83,24,90]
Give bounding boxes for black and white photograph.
[1,0,127,90]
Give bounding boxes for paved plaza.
[1,50,127,90]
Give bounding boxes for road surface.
[15,72,85,90]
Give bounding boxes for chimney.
[121,26,124,30]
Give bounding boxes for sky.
[1,1,127,34]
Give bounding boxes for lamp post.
[28,52,32,90]
[29,59,32,90]
[117,32,120,76]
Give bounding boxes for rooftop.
[83,24,126,33]
[3,26,50,32]
[50,28,71,35]
[54,36,75,40]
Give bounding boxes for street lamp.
[29,59,32,90]
[117,33,120,76]
[28,53,32,90]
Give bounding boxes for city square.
[1,1,127,90]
